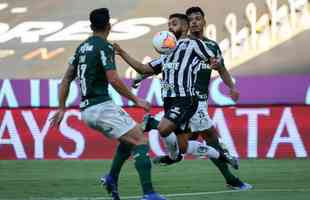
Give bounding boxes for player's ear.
[106,22,112,32]
[203,18,207,27]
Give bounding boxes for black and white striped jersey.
[149,38,215,98]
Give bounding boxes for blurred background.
[0,0,310,159]
[0,1,310,199]
[1,0,310,78]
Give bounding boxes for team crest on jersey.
[79,43,94,53]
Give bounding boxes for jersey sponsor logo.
[79,43,93,53]
[164,62,179,70]
[161,82,174,89]
[199,61,209,70]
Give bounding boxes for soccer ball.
[152,31,177,55]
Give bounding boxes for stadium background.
[0,0,310,199]
[1,0,309,159]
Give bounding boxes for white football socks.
[187,140,220,159]
[163,133,179,160]
[163,133,220,159]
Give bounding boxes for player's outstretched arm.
[50,64,77,127]
[106,69,150,112]
[217,66,240,102]
[113,43,155,75]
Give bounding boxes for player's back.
[71,36,115,109]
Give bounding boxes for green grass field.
[0,159,310,200]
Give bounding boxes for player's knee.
[158,118,176,137]
[158,124,171,137]
[202,127,219,142]
[120,126,147,146]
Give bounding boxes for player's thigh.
[163,97,198,135]
[81,100,137,139]
[190,100,214,133]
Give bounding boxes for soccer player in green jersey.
[50,8,166,200]
[185,6,253,190]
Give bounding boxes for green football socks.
[132,144,154,194]
[109,142,132,182]
[208,139,239,184]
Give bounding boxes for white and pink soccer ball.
[152,31,177,55]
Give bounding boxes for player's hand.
[113,43,123,55]
[135,98,151,112]
[209,58,221,70]
[132,78,142,89]
[49,109,65,128]
[229,88,240,102]
[132,74,146,89]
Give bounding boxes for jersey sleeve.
[192,39,215,61]
[99,44,116,70]
[148,57,163,75]
[68,53,78,67]
[214,43,225,67]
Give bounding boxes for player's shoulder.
[150,55,165,65]
[183,37,206,48]
[89,36,113,50]
[203,38,220,48]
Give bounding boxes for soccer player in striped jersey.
[114,14,238,165]
[152,7,252,190]
[115,13,215,153]
[138,8,252,190]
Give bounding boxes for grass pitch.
[0,159,309,200]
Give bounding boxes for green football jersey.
[69,36,116,109]
[195,37,225,98]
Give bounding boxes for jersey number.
[78,64,87,96]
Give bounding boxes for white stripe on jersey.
[169,40,184,97]
[159,38,215,98]
[193,39,215,60]
[189,57,200,95]
[177,40,194,96]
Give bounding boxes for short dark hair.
[169,13,189,25]
[185,6,205,17]
[89,8,110,31]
